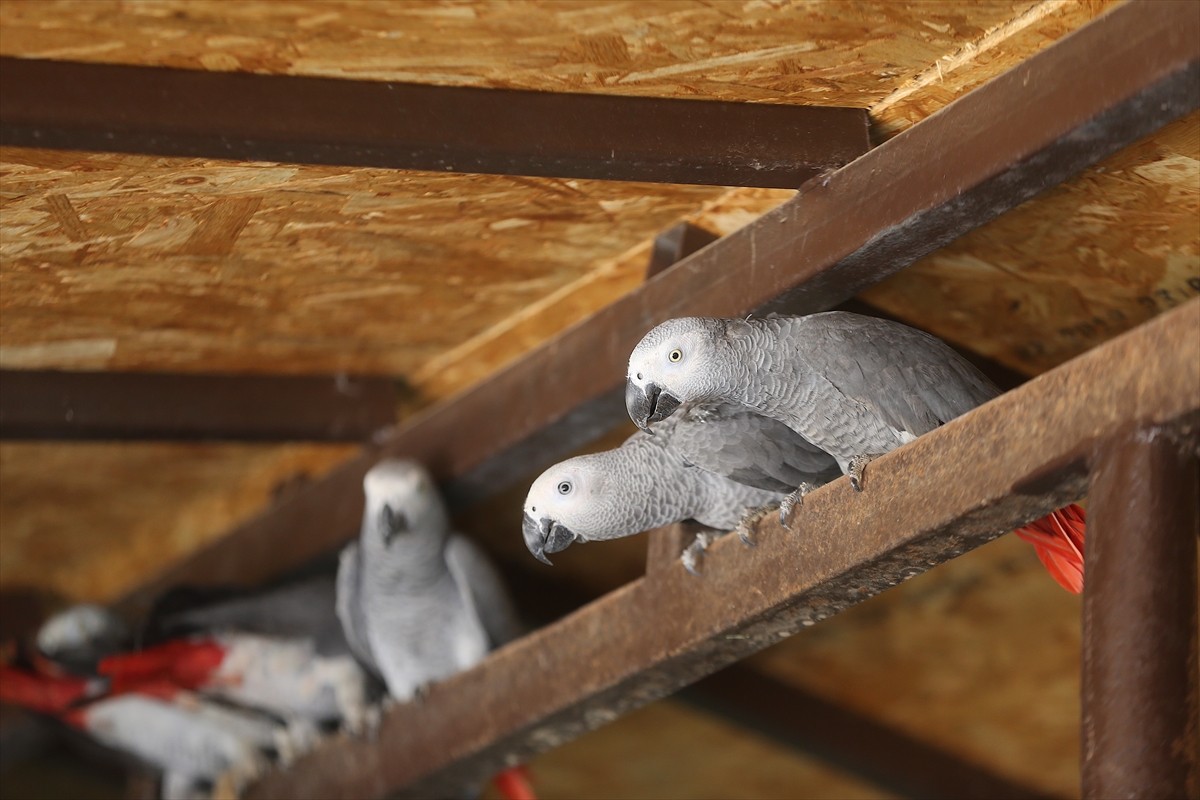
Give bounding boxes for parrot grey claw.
[847,455,879,492]
[735,504,779,546]
[680,531,718,576]
[778,484,815,529]
[355,702,384,741]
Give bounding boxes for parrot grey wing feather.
[792,313,1000,437]
[335,541,378,674]
[149,575,351,657]
[668,403,840,492]
[444,534,524,648]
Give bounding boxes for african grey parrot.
[29,590,374,737]
[335,459,535,800]
[0,657,288,798]
[145,573,349,658]
[336,459,523,703]
[522,403,841,570]
[624,311,1087,593]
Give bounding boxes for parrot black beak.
[381,505,409,546]
[523,514,576,565]
[625,379,681,434]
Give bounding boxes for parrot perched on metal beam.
[335,459,523,701]
[0,663,283,798]
[522,403,840,571]
[32,586,378,735]
[625,311,1087,593]
[336,458,535,800]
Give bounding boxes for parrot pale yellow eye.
[557,481,572,495]
[668,348,682,362]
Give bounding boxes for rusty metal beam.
[0,370,398,442]
[1081,428,1199,799]
[112,0,1200,618]
[645,222,720,280]
[645,522,701,576]
[0,57,869,189]
[497,555,1059,799]
[243,300,1200,799]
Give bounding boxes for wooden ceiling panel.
[0,147,721,378]
[512,699,894,800]
[863,111,1200,376]
[748,534,1083,798]
[0,0,1122,393]
[1,0,1057,106]
[0,441,355,603]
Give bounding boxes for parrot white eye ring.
[557,481,572,495]
[668,348,683,362]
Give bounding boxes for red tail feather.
[0,665,95,715]
[492,766,537,800]
[1014,503,1086,594]
[98,639,225,693]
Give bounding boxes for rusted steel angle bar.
[1081,429,1199,799]
[114,0,1200,618]
[245,301,1200,799]
[0,57,869,188]
[0,370,397,442]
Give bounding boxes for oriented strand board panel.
[409,187,794,404]
[748,533,1082,799]
[0,0,1118,400]
[0,149,720,379]
[492,699,894,800]
[0,441,355,603]
[863,111,1200,375]
[0,0,1096,107]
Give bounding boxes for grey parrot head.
[362,459,449,549]
[626,317,731,433]
[37,604,130,667]
[522,455,621,565]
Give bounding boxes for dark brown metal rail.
[244,300,1199,799]
[1082,428,1200,799]
[113,0,1200,619]
[0,370,397,442]
[0,57,869,189]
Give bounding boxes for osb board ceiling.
[865,111,1200,375]
[0,1,1096,110]
[0,441,355,602]
[517,699,892,800]
[0,0,1120,393]
[0,150,724,378]
[748,534,1083,798]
